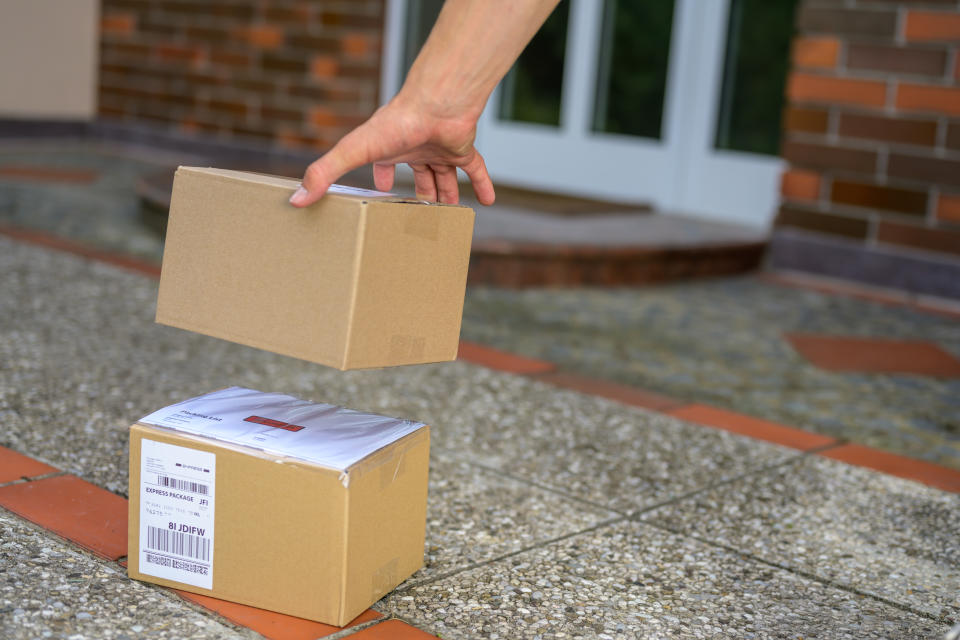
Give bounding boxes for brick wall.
[98,0,385,150]
[775,0,960,293]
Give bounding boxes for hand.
[289,91,495,208]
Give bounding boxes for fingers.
[291,124,380,208]
[431,164,460,204]
[411,163,437,202]
[373,163,396,193]
[461,151,495,205]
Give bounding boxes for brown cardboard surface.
[156,167,475,370]
[127,422,430,626]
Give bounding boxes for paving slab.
[3,223,957,640]
[377,520,946,640]
[643,454,960,622]
[406,455,620,587]
[0,508,250,640]
[423,371,798,513]
[0,237,795,514]
[460,282,960,469]
[0,144,169,263]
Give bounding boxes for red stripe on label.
[243,416,305,432]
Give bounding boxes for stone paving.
[461,283,960,470]
[2,141,958,470]
[1,140,959,639]
[1,235,958,639]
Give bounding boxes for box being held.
[127,387,430,626]
[157,167,476,370]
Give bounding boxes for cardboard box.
[127,387,430,625]
[156,167,475,370]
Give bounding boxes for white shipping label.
[138,439,216,589]
[326,184,394,198]
[139,387,424,471]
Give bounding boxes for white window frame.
[380,0,784,228]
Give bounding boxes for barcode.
[144,552,208,575]
[146,525,211,562]
[156,474,208,495]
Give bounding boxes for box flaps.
[138,387,424,471]
[176,167,398,201]
[176,167,472,209]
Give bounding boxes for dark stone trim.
[0,119,92,138]
[767,229,960,300]
[468,241,766,288]
[0,117,374,187]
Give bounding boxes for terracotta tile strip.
[0,447,59,483]
[784,333,960,377]
[174,591,381,640]
[532,371,686,412]
[0,447,384,636]
[458,340,556,374]
[819,444,960,493]
[0,474,128,560]
[349,619,441,639]
[759,272,960,320]
[0,165,99,184]
[668,404,838,451]
[0,224,161,278]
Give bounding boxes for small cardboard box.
[156,167,475,370]
[127,387,430,626]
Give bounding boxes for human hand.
[289,92,495,208]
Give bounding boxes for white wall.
[0,0,100,119]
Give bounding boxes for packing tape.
[372,557,400,600]
[379,451,407,490]
[403,210,440,241]
[389,335,426,361]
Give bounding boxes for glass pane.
[401,0,444,83]
[715,0,798,155]
[498,0,570,127]
[592,0,675,139]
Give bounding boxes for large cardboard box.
[127,387,430,626]
[157,167,475,370]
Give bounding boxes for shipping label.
[139,439,215,589]
[327,184,394,198]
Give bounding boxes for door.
[382,0,796,227]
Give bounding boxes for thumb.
[289,153,341,208]
[289,126,377,208]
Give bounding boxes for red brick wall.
[98,0,385,150]
[777,1,960,261]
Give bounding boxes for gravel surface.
[0,236,795,510]
[0,142,176,263]
[380,520,948,640]
[1,213,957,639]
[462,283,960,469]
[0,509,250,640]
[3,142,957,471]
[645,454,960,622]
[407,454,619,587]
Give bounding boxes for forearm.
[292,0,559,207]
[399,0,561,121]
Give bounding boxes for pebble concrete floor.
[2,238,959,639]
[1,142,959,638]
[1,141,959,470]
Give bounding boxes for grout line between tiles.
[0,470,69,489]
[626,452,819,520]
[0,504,127,572]
[385,615,451,640]
[322,616,391,639]
[162,587,267,639]
[463,459,628,517]
[641,520,954,626]
[393,514,630,593]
